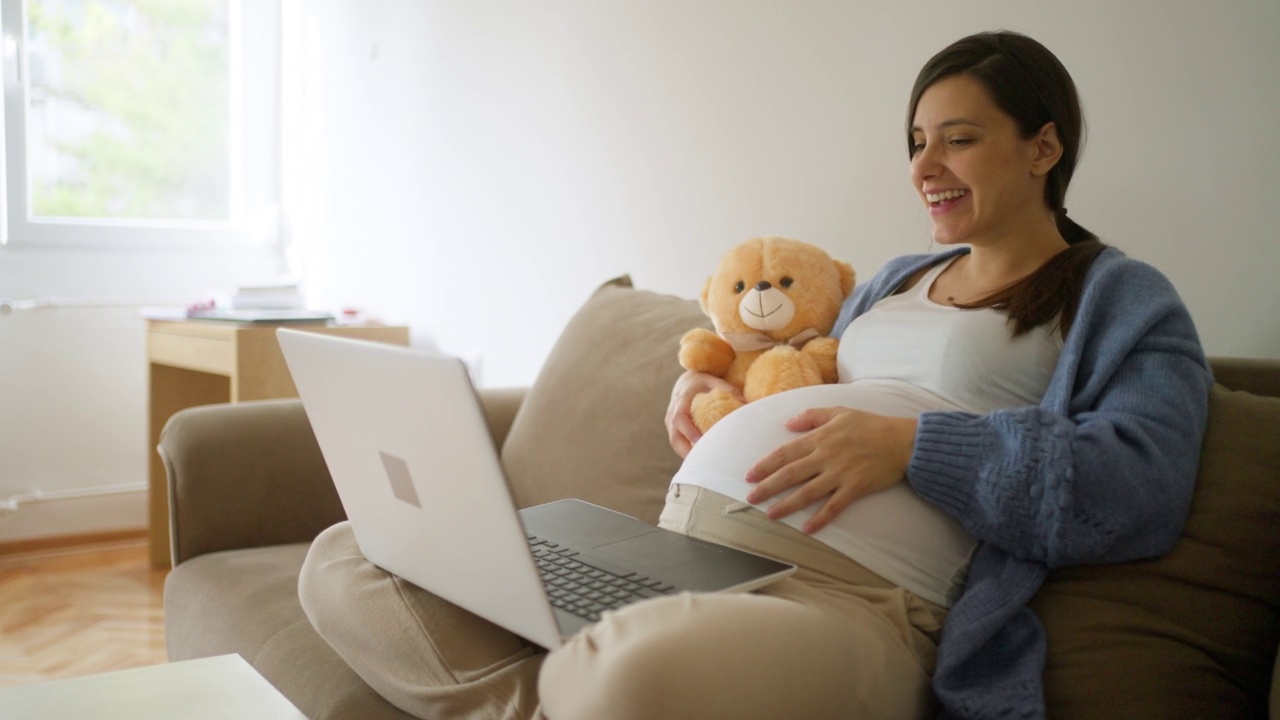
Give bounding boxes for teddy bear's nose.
[754,281,772,291]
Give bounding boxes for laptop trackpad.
[592,530,720,568]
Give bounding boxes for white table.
[0,655,308,719]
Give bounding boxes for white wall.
[3,0,1277,542]
[301,0,1280,388]
[0,247,284,542]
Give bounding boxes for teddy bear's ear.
[699,276,713,315]
[834,259,856,298]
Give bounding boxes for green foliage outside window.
[27,0,230,221]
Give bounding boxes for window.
[0,0,281,248]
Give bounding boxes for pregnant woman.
[639,30,1212,720]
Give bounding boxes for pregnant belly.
[671,380,978,607]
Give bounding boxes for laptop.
[277,329,795,650]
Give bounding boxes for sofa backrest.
[1210,356,1280,398]
[1032,380,1280,717]
[499,276,709,524]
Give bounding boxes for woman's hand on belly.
[744,407,919,533]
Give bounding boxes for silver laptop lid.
[276,328,564,650]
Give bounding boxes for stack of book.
[214,283,305,310]
[189,283,333,323]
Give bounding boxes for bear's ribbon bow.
[720,327,822,353]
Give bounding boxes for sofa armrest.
[159,399,344,566]
[159,389,529,566]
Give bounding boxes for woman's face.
[909,74,1051,247]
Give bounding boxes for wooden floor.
[0,539,168,687]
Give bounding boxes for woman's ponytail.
[1055,209,1097,245]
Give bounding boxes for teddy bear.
[679,236,856,433]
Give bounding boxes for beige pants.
[300,486,947,720]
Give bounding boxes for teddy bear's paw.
[744,346,824,401]
[690,389,744,434]
[801,337,840,383]
[679,328,735,376]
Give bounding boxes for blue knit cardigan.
[833,246,1213,719]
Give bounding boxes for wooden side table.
[147,319,410,567]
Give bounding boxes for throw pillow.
[1030,384,1280,718]
[500,276,710,524]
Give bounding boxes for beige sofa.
[161,277,1280,719]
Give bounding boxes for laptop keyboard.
[526,534,677,623]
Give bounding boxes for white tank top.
[837,256,1063,413]
[671,256,1061,607]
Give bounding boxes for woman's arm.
[909,266,1213,568]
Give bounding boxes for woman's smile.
[926,188,970,215]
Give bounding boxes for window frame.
[0,0,281,250]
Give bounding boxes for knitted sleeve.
[905,257,1213,568]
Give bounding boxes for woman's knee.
[538,589,932,720]
[538,592,850,720]
[539,594,712,720]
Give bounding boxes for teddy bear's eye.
[780,277,794,289]
[734,280,745,293]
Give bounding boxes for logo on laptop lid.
[379,451,422,508]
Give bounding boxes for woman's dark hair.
[908,31,1105,338]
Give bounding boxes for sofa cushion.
[500,276,710,525]
[164,544,416,720]
[1030,385,1280,718]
